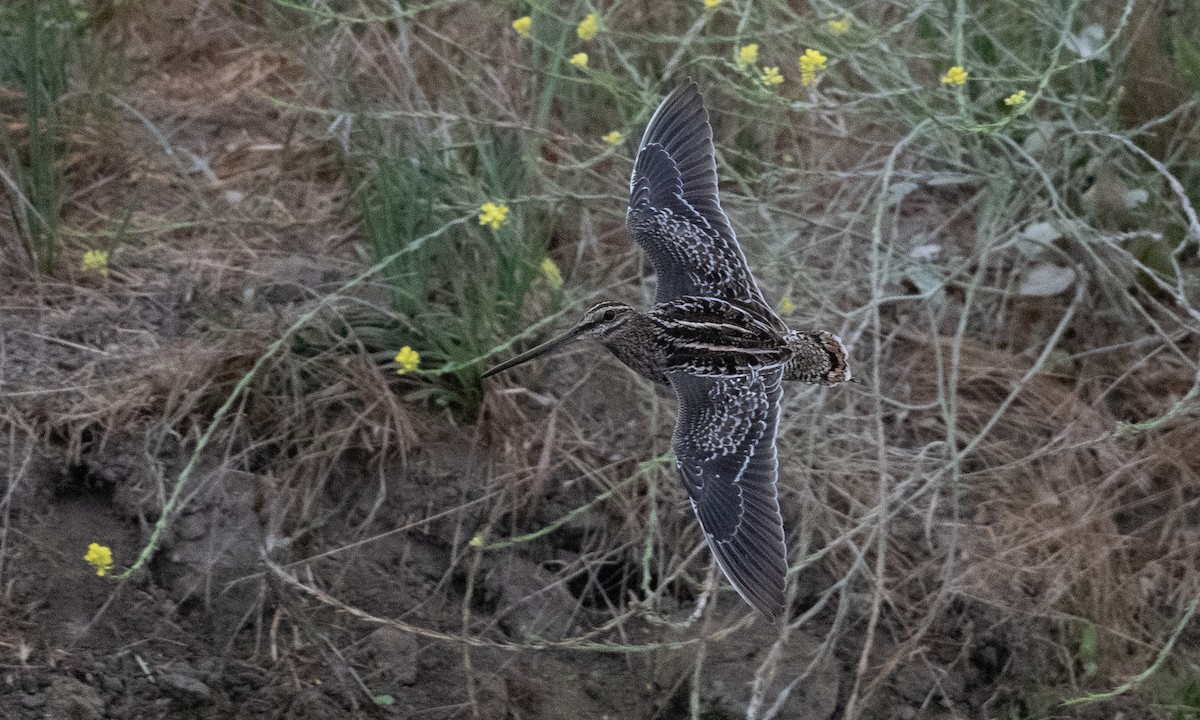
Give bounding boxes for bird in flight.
[483,81,852,620]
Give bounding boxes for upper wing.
[668,368,787,619]
[627,82,770,308]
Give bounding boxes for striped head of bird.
[481,301,639,378]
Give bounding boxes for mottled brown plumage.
[483,82,852,620]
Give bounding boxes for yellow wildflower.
[827,16,850,35]
[569,52,588,68]
[469,534,485,548]
[576,13,598,41]
[941,65,968,85]
[394,346,420,375]
[799,48,828,87]
[778,296,796,315]
[704,0,723,7]
[602,130,624,145]
[541,257,564,289]
[84,543,113,577]
[478,201,510,230]
[512,16,532,39]
[737,43,759,72]
[81,249,109,277]
[759,66,784,87]
[1004,89,1028,107]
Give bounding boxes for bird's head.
[481,301,637,378]
[572,301,638,341]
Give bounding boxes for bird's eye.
[603,309,617,322]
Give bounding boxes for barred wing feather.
[667,368,787,619]
[627,82,771,309]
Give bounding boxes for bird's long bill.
[481,325,586,379]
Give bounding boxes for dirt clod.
[43,676,105,720]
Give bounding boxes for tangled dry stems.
[2,0,1199,716]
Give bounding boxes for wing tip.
[743,586,785,622]
[707,537,788,621]
[668,77,702,104]
[638,78,711,151]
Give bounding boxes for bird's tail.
[783,331,852,385]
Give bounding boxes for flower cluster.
[735,44,785,87]
[1004,89,1028,107]
[81,249,109,276]
[394,346,420,375]
[512,15,531,39]
[799,48,828,87]
[827,16,850,35]
[704,0,723,7]
[759,66,784,86]
[737,46,832,89]
[602,130,624,145]
[84,543,113,577]
[576,13,598,41]
[736,43,759,72]
[478,201,510,230]
[938,65,1029,112]
[941,65,968,85]
[541,257,564,290]
[554,13,597,70]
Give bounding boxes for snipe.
[483,82,852,620]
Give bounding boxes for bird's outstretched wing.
[667,368,787,619]
[627,81,770,308]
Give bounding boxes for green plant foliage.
[1169,20,1200,93]
[1078,620,1100,678]
[0,0,74,274]
[1174,677,1200,720]
[349,124,550,421]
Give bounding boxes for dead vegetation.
[2,0,1199,718]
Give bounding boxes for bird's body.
[579,298,848,387]
[483,82,851,620]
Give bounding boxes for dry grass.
[2,0,1199,718]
